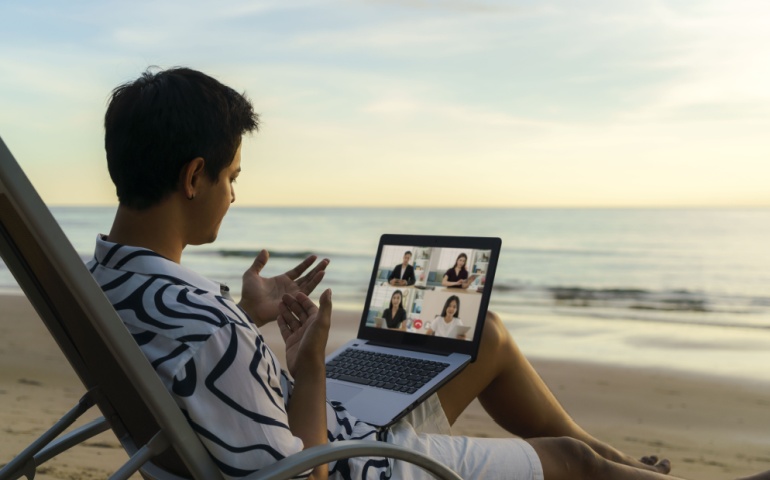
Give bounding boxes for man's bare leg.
[438,311,669,473]
[531,437,770,480]
[736,474,770,480]
[529,436,681,480]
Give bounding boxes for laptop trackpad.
[328,383,363,402]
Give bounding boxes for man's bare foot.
[638,456,671,474]
[586,439,671,474]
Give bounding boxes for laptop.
[325,234,501,427]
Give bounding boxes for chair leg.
[33,417,110,466]
[108,431,170,480]
[0,392,97,480]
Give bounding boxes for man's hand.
[278,290,332,376]
[238,250,329,327]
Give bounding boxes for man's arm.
[175,323,307,476]
[405,265,416,285]
[387,265,399,285]
[278,291,332,480]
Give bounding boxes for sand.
[1,293,769,479]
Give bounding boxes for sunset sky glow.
[1,0,769,207]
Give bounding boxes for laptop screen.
[358,234,501,361]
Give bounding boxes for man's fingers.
[247,249,270,275]
[317,289,332,322]
[284,293,314,322]
[276,305,294,341]
[296,259,330,287]
[290,292,320,317]
[279,294,306,331]
[298,270,326,295]
[284,255,318,280]
[282,292,319,319]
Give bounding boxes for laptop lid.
[357,234,501,362]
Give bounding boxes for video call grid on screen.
[364,243,493,342]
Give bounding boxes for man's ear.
[180,157,206,200]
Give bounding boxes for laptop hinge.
[366,341,451,357]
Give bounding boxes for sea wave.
[503,247,627,257]
[547,308,770,330]
[488,284,770,317]
[186,248,373,260]
[218,249,317,259]
[548,286,709,312]
[490,282,525,292]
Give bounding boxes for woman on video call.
[442,252,475,289]
[383,289,407,330]
[426,295,466,339]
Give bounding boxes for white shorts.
[385,395,544,480]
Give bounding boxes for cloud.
[1,0,768,206]
[365,0,519,14]
[574,0,770,121]
[363,95,556,130]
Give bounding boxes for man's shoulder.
[93,265,249,332]
[91,260,195,296]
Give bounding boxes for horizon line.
[47,203,770,210]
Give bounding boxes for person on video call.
[383,289,407,330]
[89,66,770,480]
[442,252,476,289]
[425,295,466,340]
[387,250,415,286]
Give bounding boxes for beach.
[1,293,769,479]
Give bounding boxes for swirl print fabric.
[88,236,390,479]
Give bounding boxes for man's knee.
[483,310,516,353]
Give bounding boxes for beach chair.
[0,136,462,480]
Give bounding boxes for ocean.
[2,206,770,383]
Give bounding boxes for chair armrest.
[245,440,462,480]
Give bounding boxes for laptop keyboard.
[326,349,450,394]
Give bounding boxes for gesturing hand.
[238,250,329,327]
[278,290,332,377]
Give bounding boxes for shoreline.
[1,293,769,479]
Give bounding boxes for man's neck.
[107,203,186,263]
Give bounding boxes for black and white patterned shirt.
[88,236,390,479]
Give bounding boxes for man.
[388,250,415,286]
[90,66,770,480]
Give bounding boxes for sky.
[1,0,769,208]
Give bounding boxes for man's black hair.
[104,67,259,209]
